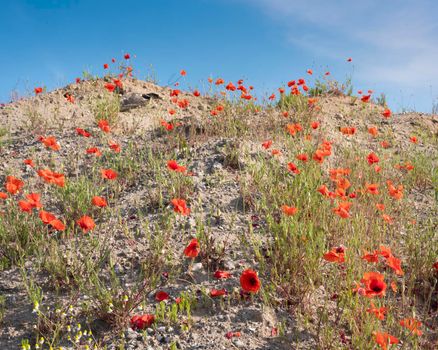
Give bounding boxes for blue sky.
[1,0,437,112]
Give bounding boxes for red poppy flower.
[210,289,227,297]
[374,332,399,350]
[333,201,351,218]
[108,141,121,153]
[49,219,66,231]
[385,256,404,276]
[366,302,387,320]
[130,314,155,330]
[361,94,371,103]
[281,205,298,216]
[124,53,130,60]
[214,270,232,279]
[101,169,118,180]
[0,192,8,200]
[155,291,170,301]
[323,246,345,263]
[76,128,91,137]
[296,154,308,162]
[382,109,391,118]
[262,140,272,149]
[287,162,300,174]
[92,196,107,208]
[360,272,387,298]
[18,200,33,213]
[240,269,261,293]
[193,90,201,97]
[367,152,379,165]
[366,183,379,195]
[180,69,186,76]
[5,176,24,194]
[311,121,319,129]
[399,318,422,336]
[98,119,111,133]
[77,216,95,233]
[306,69,313,75]
[347,58,352,62]
[171,198,190,216]
[86,147,102,157]
[368,126,378,137]
[39,210,56,224]
[160,120,174,131]
[26,193,42,208]
[34,87,43,94]
[39,136,60,151]
[184,238,200,258]
[23,159,35,167]
[167,160,186,173]
[104,83,116,93]
[103,63,108,69]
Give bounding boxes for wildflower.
[19,200,33,213]
[281,205,298,216]
[104,83,115,93]
[91,196,107,208]
[101,169,118,180]
[374,332,399,350]
[333,201,351,219]
[23,159,35,167]
[5,176,24,194]
[362,250,379,263]
[382,109,392,118]
[409,136,418,143]
[155,291,170,302]
[193,90,201,97]
[368,126,378,137]
[400,318,422,336]
[366,183,379,195]
[167,160,186,173]
[130,314,155,330]
[287,162,300,174]
[76,128,91,137]
[0,192,8,200]
[160,119,174,131]
[382,214,393,224]
[39,136,60,151]
[210,289,227,297]
[77,216,95,233]
[240,269,261,293]
[180,69,186,76]
[367,152,379,165]
[361,272,387,298]
[171,198,190,216]
[86,147,102,157]
[306,69,313,75]
[34,87,43,94]
[296,154,308,162]
[262,140,272,149]
[214,270,232,279]
[108,141,121,153]
[124,53,130,60]
[98,119,111,133]
[311,121,319,129]
[361,94,371,103]
[367,302,387,320]
[184,238,200,258]
[323,246,345,263]
[386,256,404,276]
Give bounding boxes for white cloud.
[236,0,438,89]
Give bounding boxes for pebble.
[232,339,245,348]
[192,262,203,271]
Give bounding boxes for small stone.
[232,339,245,348]
[192,262,203,271]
